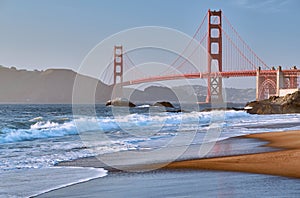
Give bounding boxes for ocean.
[1,104,300,197]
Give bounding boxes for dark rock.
[152,101,175,108]
[245,91,300,114]
[201,107,244,112]
[106,98,136,107]
[166,109,183,113]
[151,101,186,113]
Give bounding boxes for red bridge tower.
[113,45,123,98]
[206,10,223,103]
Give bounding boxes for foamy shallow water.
[1,107,300,171]
[0,167,107,198]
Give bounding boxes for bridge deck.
[120,69,300,86]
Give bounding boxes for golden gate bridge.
[102,9,300,103]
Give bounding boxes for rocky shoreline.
[246,91,300,114]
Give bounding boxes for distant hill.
[180,85,256,103]
[123,86,180,103]
[124,85,256,104]
[0,66,111,104]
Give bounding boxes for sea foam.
[0,110,251,144]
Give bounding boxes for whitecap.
[29,116,43,122]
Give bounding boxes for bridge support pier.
[255,67,261,101]
[289,76,298,89]
[256,66,299,100]
[284,66,298,90]
[256,67,277,100]
[276,66,284,96]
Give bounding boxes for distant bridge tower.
[113,45,123,98]
[206,9,223,103]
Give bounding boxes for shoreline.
[57,130,300,179]
[57,136,276,172]
[164,130,300,178]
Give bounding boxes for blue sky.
[0,0,299,74]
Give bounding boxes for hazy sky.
[0,0,299,88]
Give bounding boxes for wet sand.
[165,130,300,178]
[57,137,277,172]
[36,170,300,198]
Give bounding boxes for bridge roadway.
[121,69,300,86]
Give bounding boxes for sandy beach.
[165,130,300,178]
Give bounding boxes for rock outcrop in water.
[245,91,300,114]
[106,98,136,107]
[152,101,184,113]
[152,101,175,108]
